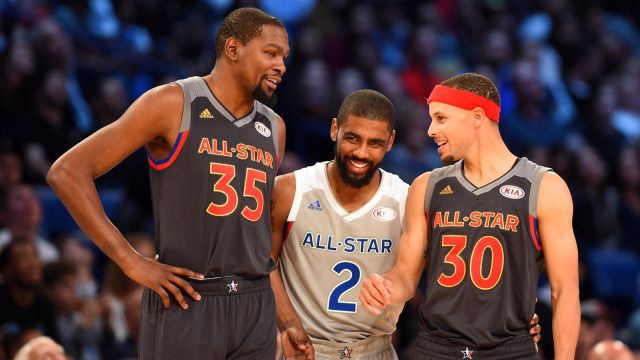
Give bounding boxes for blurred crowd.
[1,0,640,359]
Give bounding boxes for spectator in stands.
[0,185,58,262]
[43,261,113,360]
[586,339,635,360]
[0,241,59,344]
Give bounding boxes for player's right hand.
[359,273,393,315]
[281,325,315,360]
[122,254,204,309]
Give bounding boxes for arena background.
[1,0,640,359]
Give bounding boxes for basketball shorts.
[138,275,276,360]
[279,334,398,360]
[411,332,540,360]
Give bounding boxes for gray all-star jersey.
[278,162,409,342]
[420,158,549,348]
[147,76,280,278]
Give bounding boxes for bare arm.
[47,84,204,309]
[537,172,580,360]
[269,173,314,360]
[359,172,430,313]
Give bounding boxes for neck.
[326,161,381,212]
[462,129,517,187]
[205,67,255,118]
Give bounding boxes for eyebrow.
[266,43,290,56]
[344,131,386,143]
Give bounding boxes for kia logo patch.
[500,185,525,199]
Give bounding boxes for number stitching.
[206,163,266,221]
[327,261,361,313]
[437,234,504,290]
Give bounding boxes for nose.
[427,119,436,138]
[274,57,286,76]
[353,143,370,159]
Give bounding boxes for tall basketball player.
[47,7,289,359]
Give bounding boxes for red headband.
[427,85,500,122]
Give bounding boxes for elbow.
[46,159,72,193]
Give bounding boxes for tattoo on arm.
[270,199,276,227]
[102,242,118,259]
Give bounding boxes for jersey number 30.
[206,163,266,221]
[328,261,361,313]
[438,234,504,290]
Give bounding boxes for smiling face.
[331,115,395,188]
[427,102,475,164]
[237,24,289,106]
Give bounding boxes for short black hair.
[0,240,35,272]
[336,89,395,130]
[441,73,501,107]
[215,7,284,58]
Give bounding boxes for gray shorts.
[279,334,398,360]
[139,276,276,360]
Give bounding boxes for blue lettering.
[315,234,326,250]
[357,238,368,253]
[327,235,337,251]
[367,238,379,253]
[302,233,314,247]
[381,239,392,254]
[344,238,355,253]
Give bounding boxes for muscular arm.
[47,84,204,309]
[269,173,314,359]
[360,173,430,313]
[537,172,580,360]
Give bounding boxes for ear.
[224,37,240,61]
[386,129,396,151]
[471,107,486,127]
[330,118,338,141]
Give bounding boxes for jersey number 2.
[206,162,266,221]
[437,234,504,290]
[327,261,361,313]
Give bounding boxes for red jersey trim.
[147,130,189,171]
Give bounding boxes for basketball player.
[271,90,541,359]
[47,7,289,359]
[359,73,579,359]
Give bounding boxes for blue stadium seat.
[587,247,640,299]
[35,186,125,236]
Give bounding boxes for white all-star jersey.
[278,161,409,342]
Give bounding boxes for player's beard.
[334,144,383,189]
[253,81,278,107]
[441,154,455,165]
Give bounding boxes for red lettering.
[236,144,248,159]
[433,212,443,228]
[453,211,464,227]
[490,213,504,229]
[482,212,495,227]
[469,211,482,227]
[198,138,212,154]
[506,215,519,232]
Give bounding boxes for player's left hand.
[281,325,315,360]
[530,313,541,343]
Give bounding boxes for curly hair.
[441,73,501,107]
[215,7,285,58]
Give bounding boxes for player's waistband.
[185,275,270,295]
[414,332,537,359]
[311,334,394,358]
